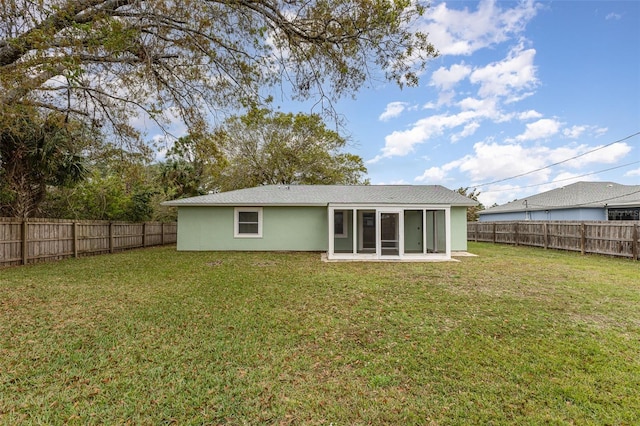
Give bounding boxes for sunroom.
[328,205,450,260]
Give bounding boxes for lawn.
[1,243,639,425]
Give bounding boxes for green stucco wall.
[451,206,468,251]
[176,206,328,251]
[176,204,469,253]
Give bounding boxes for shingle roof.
[162,185,478,207]
[479,181,640,215]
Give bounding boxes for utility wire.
[481,160,640,193]
[472,131,640,189]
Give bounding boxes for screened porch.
[327,205,451,260]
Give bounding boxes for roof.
[162,185,478,207]
[479,181,640,215]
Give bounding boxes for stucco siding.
[451,206,468,251]
[177,204,469,254]
[177,206,328,251]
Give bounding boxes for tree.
[0,0,437,144]
[160,134,226,197]
[456,187,484,222]
[41,143,158,220]
[0,112,87,217]
[214,108,368,190]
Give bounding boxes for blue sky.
[151,0,640,207]
[317,0,640,206]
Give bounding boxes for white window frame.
[334,210,348,238]
[234,207,263,238]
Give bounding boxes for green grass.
[1,243,639,425]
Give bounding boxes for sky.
[151,0,640,207]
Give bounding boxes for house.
[478,181,640,222]
[162,185,478,261]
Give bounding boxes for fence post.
[514,222,519,246]
[543,222,548,250]
[492,222,496,244]
[109,222,115,253]
[580,222,586,255]
[142,222,147,247]
[161,222,165,245]
[21,220,28,265]
[633,224,638,261]
[73,222,79,258]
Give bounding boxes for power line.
[473,131,640,189]
[481,160,640,193]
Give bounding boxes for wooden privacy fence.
[0,218,177,267]
[467,221,639,261]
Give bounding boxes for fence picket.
[468,221,640,260]
[0,218,177,267]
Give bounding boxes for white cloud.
[420,0,540,56]
[425,139,633,205]
[625,168,640,177]
[518,110,543,120]
[563,125,608,139]
[414,166,448,183]
[430,63,472,90]
[451,122,480,143]
[457,97,502,117]
[436,90,456,106]
[369,0,619,172]
[593,127,608,137]
[379,101,410,121]
[563,125,609,139]
[477,183,523,207]
[470,43,538,99]
[462,141,630,183]
[512,118,562,141]
[563,125,588,139]
[561,142,632,168]
[606,12,622,20]
[371,96,511,162]
[371,109,488,162]
[457,141,551,184]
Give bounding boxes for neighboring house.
[479,181,640,222]
[162,185,478,261]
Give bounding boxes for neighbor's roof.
[162,185,478,207]
[479,181,640,215]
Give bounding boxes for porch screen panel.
[435,210,446,252]
[357,210,376,254]
[380,213,399,256]
[425,210,446,253]
[333,210,353,253]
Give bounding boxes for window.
[334,210,347,238]
[234,207,262,238]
